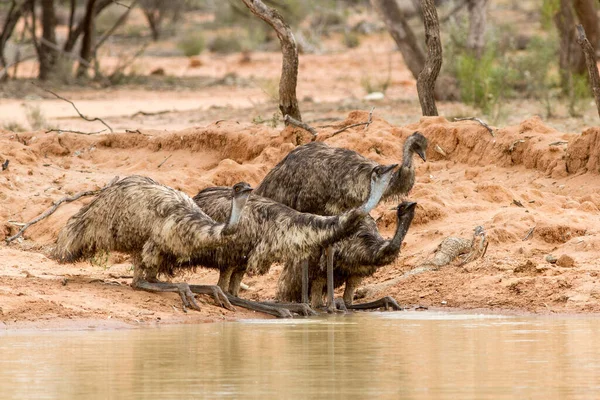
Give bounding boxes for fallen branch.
[158,155,172,168]
[453,117,495,137]
[32,83,113,133]
[522,226,535,241]
[5,176,119,244]
[45,128,107,135]
[576,24,600,119]
[131,109,172,118]
[284,114,318,140]
[549,141,568,146]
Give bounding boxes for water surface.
[1,311,600,399]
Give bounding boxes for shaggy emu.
[277,201,417,310]
[255,132,427,214]
[192,164,397,317]
[255,132,427,310]
[52,175,252,312]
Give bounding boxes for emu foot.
[133,280,202,311]
[188,285,234,311]
[334,298,348,312]
[225,294,293,318]
[261,301,318,316]
[347,296,403,311]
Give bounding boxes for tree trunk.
[0,0,33,71]
[241,0,301,122]
[573,0,598,66]
[576,24,600,119]
[554,0,584,92]
[417,0,442,116]
[38,0,58,80]
[63,0,112,53]
[143,9,161,41]
[76,0,97,78]
[466,0,488,58]
[370,0,425,80]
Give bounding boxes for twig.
[94,0,140,53]
[1,159,9,171]
[512,199,524,208]
[522,226,535,241]
[440,0,467,23]
[331,122,369,137]
[126,129,141,133]
[45,128,107,135]
[32,83,113,133]
[158,155,172,168]
[131,110,171,118]
[434,144,447,157]
[508,139,525,152]
[5,176,119,244]
[454,117,495,137]
[549,141,568,146]
[0,55,36,80]
[8,220,26,226]
[283,115,318,140]
[363,106,375,131]
[112,0,132,9]
[576,24,600,119]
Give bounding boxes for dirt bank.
[1,112,600,330]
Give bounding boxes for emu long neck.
[385,141,416,199]
[361,174,392,213]
[225,196,246,231]
[378,210,416,260]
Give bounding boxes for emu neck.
[385,142,415,199]
[226,197,245,230]
[362,174,391,213]
[388,210,416,251]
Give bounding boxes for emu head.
[405,131,428,162]
[391,201,418,217]
[362,163,397,213]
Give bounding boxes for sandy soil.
[2,108,600,330]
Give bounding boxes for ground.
[1,28,600,330]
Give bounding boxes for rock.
[545,254,558,264]
[556,254,575,268]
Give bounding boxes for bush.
[208,35,243,54]
[178,33,205,57]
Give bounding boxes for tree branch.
[576,24,600,119]
[5,176,119,244]
[417,0,442,116]
[32,83,113,132]
[284,114,317,140]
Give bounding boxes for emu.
[255,132,427,309]
[277,201,417,310]
[52,175,252,312]
[193,164,397,317]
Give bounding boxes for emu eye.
[235,186,240,193]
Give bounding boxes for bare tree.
[140,0,183,41]
[241,0,302,122]
[417,0,442,116]
[466,0,488,58]
[0,0,34,73]
[370,0,425,80]
[63,0,113,53]
[576,25,600,118]
[76,0,97,78]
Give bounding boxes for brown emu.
[52,175,252,312]
[277,201,417,310]
[255,132,427,309]
[192,164,397,317]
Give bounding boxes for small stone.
[441,300,447,305]
[556,254,575,268]
[546,254,558,264]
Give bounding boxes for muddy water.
[1,312,600,399]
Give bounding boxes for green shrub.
[208,35,243,54]
[178,33,205,57]
[343,31,360,49]
[24,104,47,131]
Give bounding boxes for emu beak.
[240,187,253,194]
[405,201,417,210]
[390,206,398,210]
[417,149,427,162]
[381,163,398,175]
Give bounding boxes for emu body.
[277,202,417,310]
[52,175,252,312]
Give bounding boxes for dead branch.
[453,117,495,137]
[32,83,113,133]
[434,144,447,156]
[94,0,139,53]
[158,155,172,168]
[363,106,375,131]
[522,226,535,241]
[5,176,119,244]
[440,0,467,23]
[241,0,301,122]
[131,109,171,117]
[45,128,107,135]
[331,122,369,137]
[108,42,149,82]
[549,141,568,146]
[2,159,9,171]
[284,114,318,140]
[576,24,600,119]
[0,55,36,80]
[417,0,442,116]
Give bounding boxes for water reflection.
[1,312,600,399]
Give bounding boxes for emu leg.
[310,277,326,309]
[188,285,234,311]
[347,297,403,311]
[334,298,348,312]
[301,259,309,304]
[225,294,293,318]
[133,280,201,311]
[217,266,235,294]
[325,246,336,313]
[228,269,245,297]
